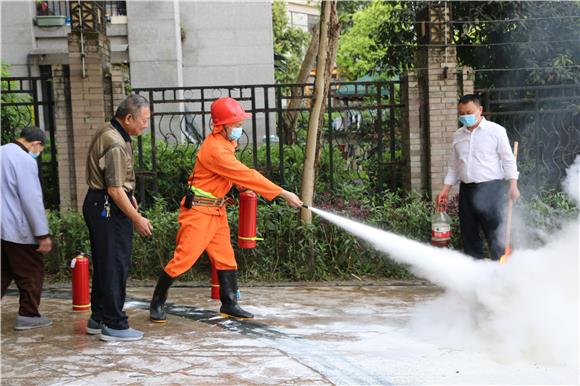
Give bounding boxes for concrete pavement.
[1,284,577,385]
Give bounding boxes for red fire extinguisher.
[210,191,260,300]
[71,253,91,312]
[238,190,263,248]
[431,204,452,248]
[210,264,220,300]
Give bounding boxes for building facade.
[0,0,277,210]
[1,1,275,85]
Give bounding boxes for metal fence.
[477,83,580,193]
[132,81,405,208]
[36,1,127,19]
[1,75,60,209]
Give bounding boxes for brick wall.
[52,64,76,210]
[111,63,130,110]
[401,72,423,193]
[68,32,111,210]
[401,4,474,199]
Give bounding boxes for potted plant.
[35,1,66,27]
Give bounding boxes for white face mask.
[28,142,42,159]
[228,126,244,141]
[459,114,478,127]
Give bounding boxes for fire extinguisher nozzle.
[301,204,309,209]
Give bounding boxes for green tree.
[336,1,416,80]
[452,1,580,87]
[336,0,369,33]
[272,0,310,84]
[336,1,579,87]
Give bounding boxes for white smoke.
[563,156,580,204]
[310,158,579,365]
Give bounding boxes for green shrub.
[45,210,91,281]
[44,190,575,283]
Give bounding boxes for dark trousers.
[83,189,133,330]
[1,240,44,317]
[459,180,506,260]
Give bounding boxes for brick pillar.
[67,2,112,210]
[111,63,130,109]
[52,64,76,210]
[401,73,424,192]
[401,4,473,198]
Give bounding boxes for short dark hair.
[115,95,149,118]
[19,127,46,145]
[458,94,481,106]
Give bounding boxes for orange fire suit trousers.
[163,207,236,278]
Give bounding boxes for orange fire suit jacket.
[163,132,283,277]
[189,132,283,211]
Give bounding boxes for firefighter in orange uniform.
[149,97,302,322]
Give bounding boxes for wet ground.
[1,283,578,385]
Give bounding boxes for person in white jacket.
[1,127,53,330]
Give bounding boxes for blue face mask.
[459,114,478,127]
[29,152,40,159]
[228,127,244,141]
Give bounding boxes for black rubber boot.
[149,270,175,323]
[218,270,254,319]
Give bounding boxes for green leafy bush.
[43,191,575,283]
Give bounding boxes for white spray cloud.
[563,155,580,204]
[310,159,579,366]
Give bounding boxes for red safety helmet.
[211,97,251,132]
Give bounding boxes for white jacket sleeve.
[444,143,460,186]
[497,128,519,180]
[17,160,50,238]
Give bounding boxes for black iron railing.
[132,81,405,208]
[1,75,60,209]
[477,83,580,193]
[36,1,127,19]
[36,0,69,17]
[104,1,126,17]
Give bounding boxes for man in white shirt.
[437,94,520,260]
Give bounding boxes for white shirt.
[444,117,519,185]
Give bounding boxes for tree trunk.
[282,23,320,145]
[314,5,340,168]
[300,0,339,224]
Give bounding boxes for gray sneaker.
[86,317,103,335]
[14,315,53,331]
[100,325,144,342]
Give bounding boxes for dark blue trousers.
[83,189,132,330]
[459,180,506,260]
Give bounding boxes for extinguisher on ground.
[70,253,91,311]
[210,264,220,300]
[431,204,452,248]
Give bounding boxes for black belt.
[460,179,503,187]
[88,188,134,196]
